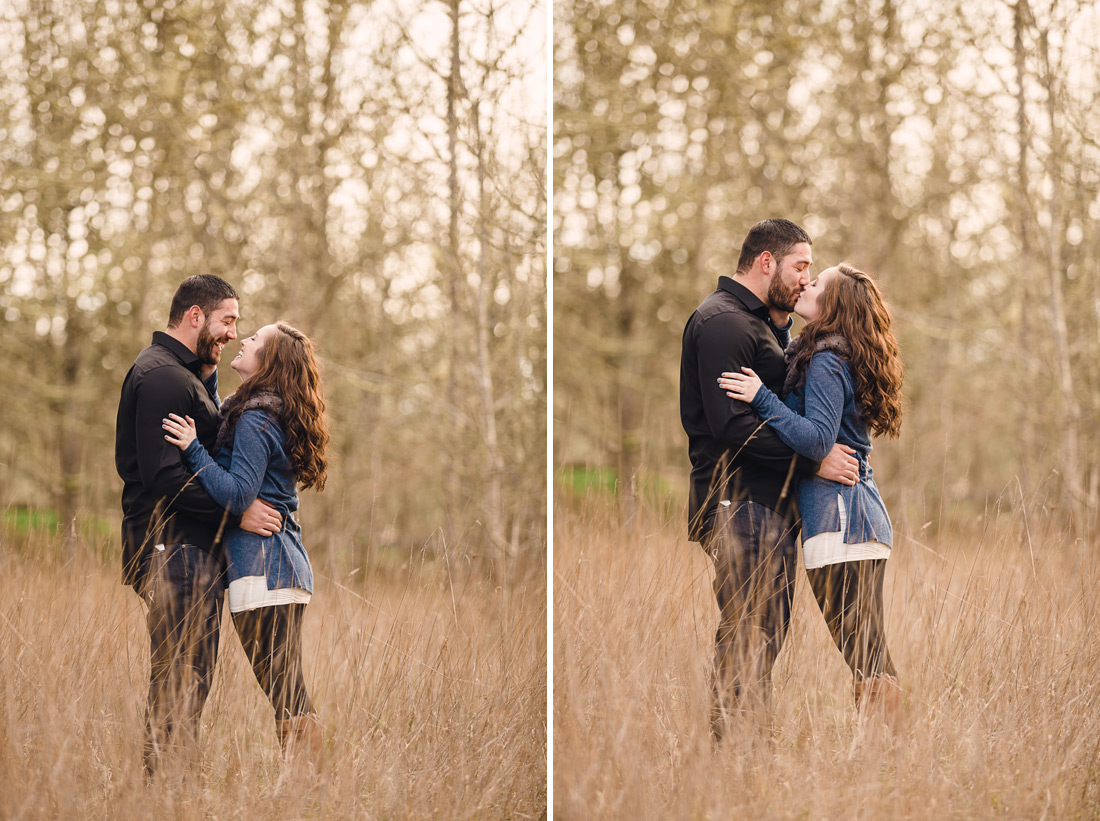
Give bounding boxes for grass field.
[0,533,546,819]
[554,497,1100,819]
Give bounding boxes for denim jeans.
[703,501,799,739]
[140,543,226,776]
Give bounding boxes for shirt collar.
[152,331,203,376]
[717,276,769,318]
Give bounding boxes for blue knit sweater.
[183,409,314,592]
[750,350,893,546]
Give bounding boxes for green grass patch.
[3,506,61,535]
[556,466,620,496]
[555,466,677,505]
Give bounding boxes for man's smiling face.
[195,298,240,366]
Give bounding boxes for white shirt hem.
[802,492,891,569]
[228,576,311,613]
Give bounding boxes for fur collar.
[783,334,851,397]
[215,391,283,453]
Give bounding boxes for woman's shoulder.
[805,347,854,393]
[807,347,851,374]
[236,407,286,440]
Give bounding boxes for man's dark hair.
[167,275,239,327]
[735,218,812,274]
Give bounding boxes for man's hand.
[817,443,860,486]
[240,498,282,537]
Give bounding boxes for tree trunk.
[1013,0,1039,525]
[444,0,464,543]
[1039,25,1086,530]
[472,100,510,563]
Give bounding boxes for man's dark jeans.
[703,500,799,740]
[139,543,225,776]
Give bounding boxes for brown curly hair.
[789,264,904,438]
[225,322,330,490]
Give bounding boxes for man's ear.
[760,251,772,275]
[188,305,204,328]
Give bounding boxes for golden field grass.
[554,496,1100,819]
[0,535,546,819]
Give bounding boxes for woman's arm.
[721,352,848,462]
[178,410,280,516]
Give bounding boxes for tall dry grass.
[0,534,546,819]
[554,495,1100,818]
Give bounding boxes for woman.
[718,263,904,718]
[162,321,330,766]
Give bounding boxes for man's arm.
[134,365,232,524]
[694,311,809,473]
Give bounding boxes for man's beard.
[196,322,222,366]
[767,273,800,313]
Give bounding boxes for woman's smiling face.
[794,266,839,322]
[230,324,277,381]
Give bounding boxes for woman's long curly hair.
[226,322,330,490]
[789,264,904,438]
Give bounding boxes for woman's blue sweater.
[750,350,893,546]
[183,409,314,592]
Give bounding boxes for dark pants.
[806,558,896,682]
[703,501,799,738]
[232,604,313,720]
[140,544,226,776]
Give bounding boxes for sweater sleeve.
[182,410,279,515]
[749,351,848,461]
[203,368,221,406]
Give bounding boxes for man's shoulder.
[690,288,758,330]
[129,344,195,388]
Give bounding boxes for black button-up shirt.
[680,277,815,541]
[115,332,235,587]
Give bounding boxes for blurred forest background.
[0,0,547,571]
[555,0,1100,537]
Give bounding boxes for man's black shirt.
[115,332,234,587]
[680,277,816,541]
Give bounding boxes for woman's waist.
[798,476,888,511]
[827,439,874,480]
[227,518,303,546]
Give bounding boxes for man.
[115,274,281,775]
[679,219,859,740]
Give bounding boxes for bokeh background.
[555,0,1100,535]
[554,0,1100,817]
[0,0,547,815]
[1,0,546,569]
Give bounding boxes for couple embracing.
[115,275,330,776]
[680,219,904,741]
